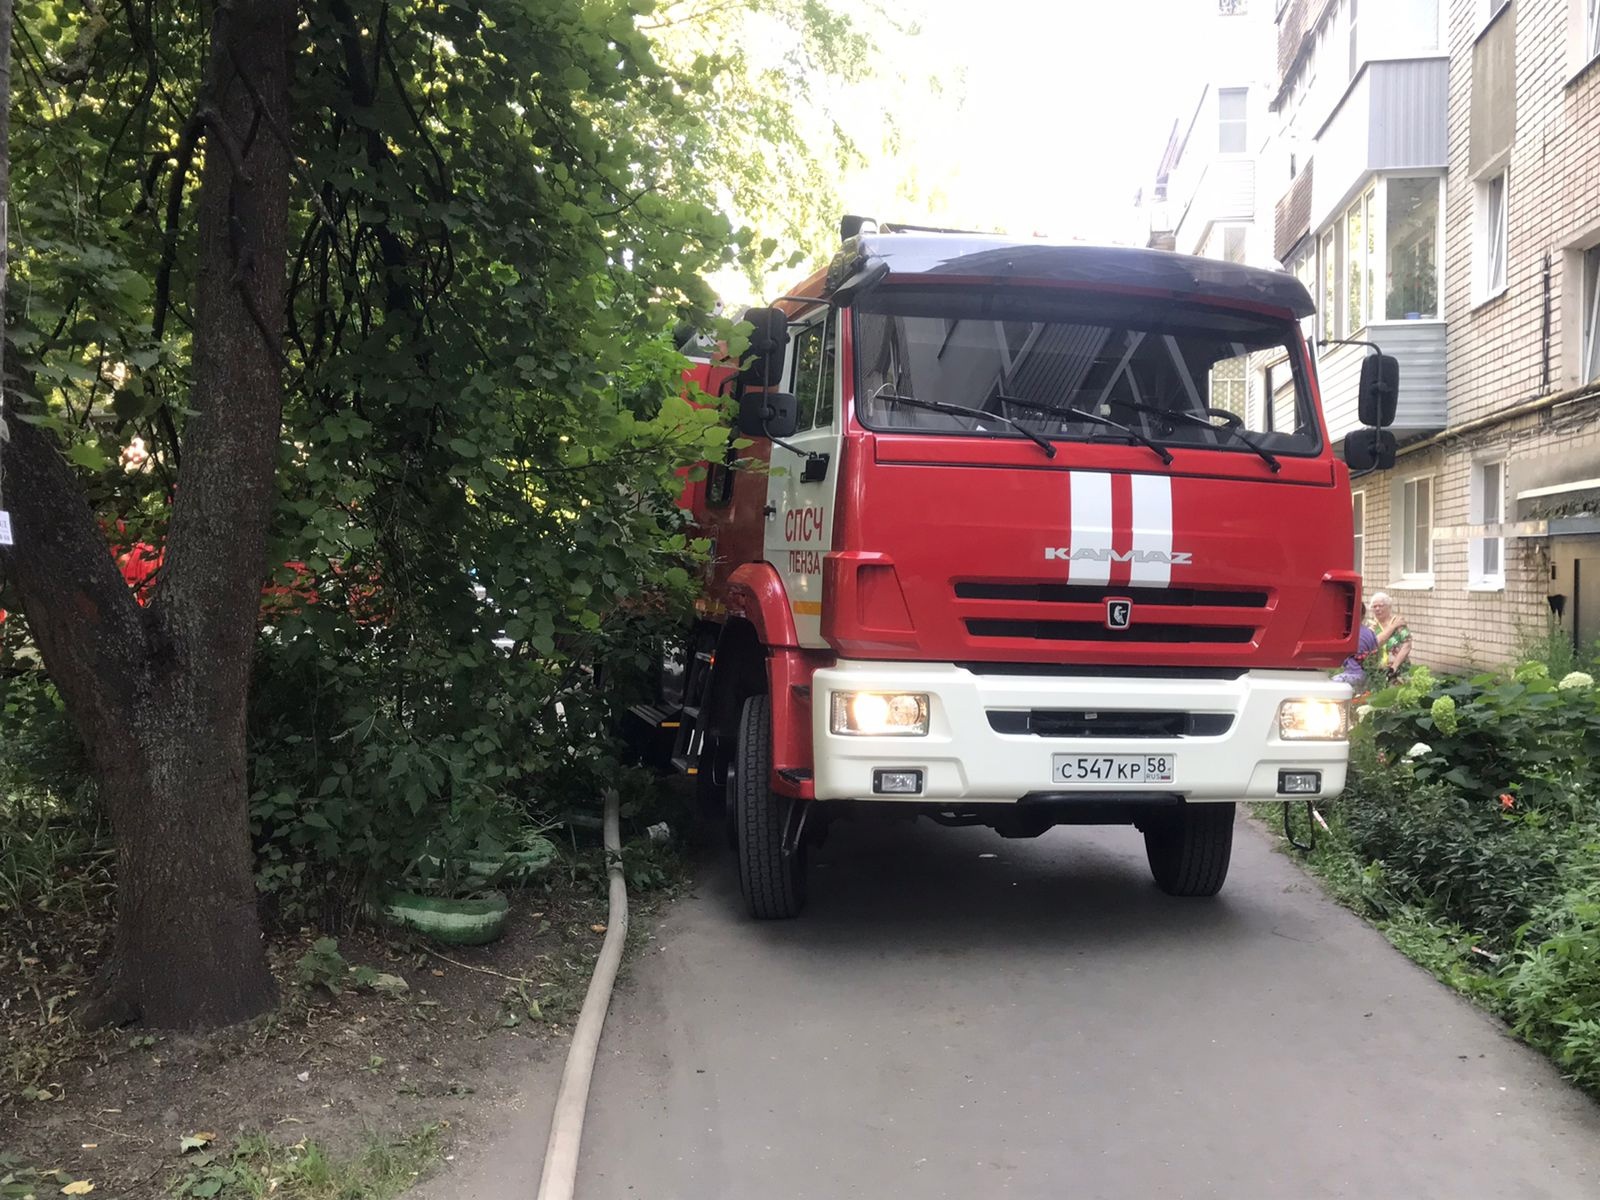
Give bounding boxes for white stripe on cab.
[1068,472,1114,585]
[1128,474,1173,587]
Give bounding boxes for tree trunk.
[0,0,296,1029]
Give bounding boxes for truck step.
[628,703,682,728]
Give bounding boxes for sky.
[838,0,1212,246]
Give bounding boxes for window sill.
[1567,52,1600,91]
[1467,580,1506,593]
[1472,286,1509,313]
[1389,577,1434,591]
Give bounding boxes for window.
[1392,0,1440,51]
[1346,187,1376,333]
[1321,228,1339,340]
[789,320,825,430]
[1387,178,1440,319]
[1352,491,1366,574]
[1210,354,1248,418]
[1218,88,1248,154]
[816,311,837,428]
[1470,460,1506,587]
[787,312,838,429]
[1583,245,1600,385]
[1349,0,1360,78]
[1477,171,1508,301]
[1589,0,1600,63]
[1223,226,1247,264]
[1399,475,1434,579]
[853,288,1323,456]
[1266,358,1299,432]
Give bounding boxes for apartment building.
[1266,0,1600,667]
[1143,0,1278,267]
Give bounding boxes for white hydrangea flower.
[1559,671,1595,690]
[1405,742,1431,759]
[1356,704,1374,722]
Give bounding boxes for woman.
[1336,605,1380,691]
[1369,591,1413,680]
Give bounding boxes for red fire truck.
[637,223,1398,918]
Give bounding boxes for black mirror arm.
[762,419,825,466]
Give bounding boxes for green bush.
[1307,658,1600,1095]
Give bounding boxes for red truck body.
[647,230,1376,916]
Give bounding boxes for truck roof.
[824,233,1316,320]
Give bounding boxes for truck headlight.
[1277,699,1349,740]
[830,691,930,736]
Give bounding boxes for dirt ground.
[0,876,646,1198]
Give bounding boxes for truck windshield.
[853,286,1321,457]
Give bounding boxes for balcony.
[1172,158,1256,256]
[1310,57,1447,230]
[1319,322,1446,443]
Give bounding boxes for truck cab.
[644,228,1395,918]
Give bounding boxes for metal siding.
[1368,59,1449,170]
[1321,321,1447,442]
[1383,321,1448,433]
[1311,60,1449,232]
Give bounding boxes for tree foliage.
[2,0,897,1024]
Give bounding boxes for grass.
[0,798,116,1097]
[167,1128,442,1199]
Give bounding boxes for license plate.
[1051,754,1176,785]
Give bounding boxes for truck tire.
[1143,803,1234,897]
[733,694,806,919]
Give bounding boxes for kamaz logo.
[1044,548,1193,565]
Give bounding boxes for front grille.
[966,619,1256,645]
[955,582,1270,608]
[988,710,1234,738]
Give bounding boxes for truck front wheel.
[733,694,806,919]
[1143,803,1234,897]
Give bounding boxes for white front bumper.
[811,661,1351,804]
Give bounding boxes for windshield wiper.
[1112,400,1282,473]
[990,394,1174,466]
[873,387,1057,459]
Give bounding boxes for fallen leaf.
[590,924,607,933]
[180,1132,214,1153]
[62,1181,95,1195]
[431,970,446,978]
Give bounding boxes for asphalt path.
[429,813,1600,1200]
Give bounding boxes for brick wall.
[1357,0,1600,672]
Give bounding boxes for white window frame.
[1222,225,1248,264]
[1352,490,1366,575]
[1311,175,1443,339]
[1348,0,1361,79]
[1586,0,1600,69]
[1582,242,1600,386]
[1345,185,1377,334]
[1218,88,1249,155]
[1469,459,1507,590]
[1476,170,1509,304]
[1395,473,1435,586]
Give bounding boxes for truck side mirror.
[737,391,799,440]
[1344,427,1397,473]
[737,307,790,392]
[1358,353,1399,428]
